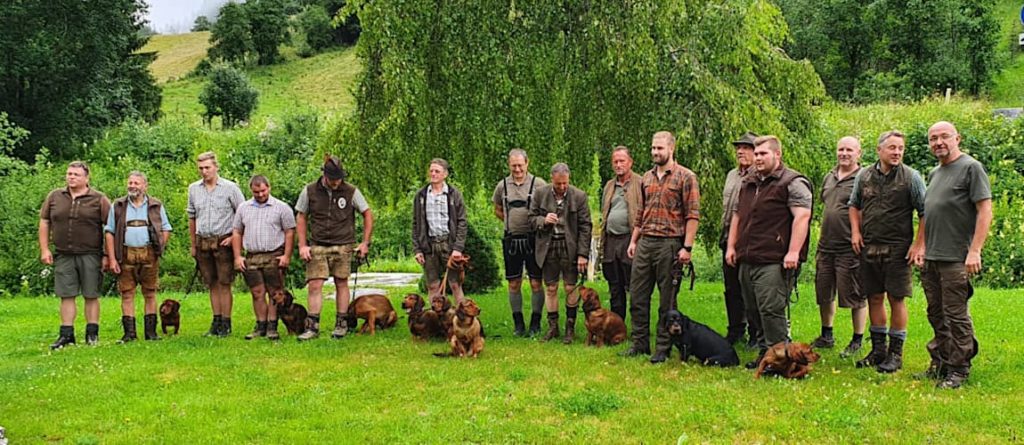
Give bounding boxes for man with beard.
[105,171,172,343]
[599,146,641,321]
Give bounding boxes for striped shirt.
[232,196,296,253]
[426,183,450,238]
[187,177,245,237]
[638,163,701,238]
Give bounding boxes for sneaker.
[839,340,862,359]
[297,328,319,341]
[811,335,835,349]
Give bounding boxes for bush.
[199,64,259,128]
[299,5,334,53]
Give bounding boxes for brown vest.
[112,196,166,263]
[857,163,914,246]
[305,180,357,246]
[735,165,810,264]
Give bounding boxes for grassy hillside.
[142,31,212,83]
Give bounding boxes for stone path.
[323,272,420,299]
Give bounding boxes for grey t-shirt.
[493,174,546,235]
[605,184,631,235]
[924,154,992,262]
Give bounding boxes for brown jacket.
[412,184,468,254]
[735,164,810,264]
[530,185,592,268]
[599,171,642,255]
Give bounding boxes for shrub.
[199,64,259,129]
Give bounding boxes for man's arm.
[849,207,863,255]
[908,216,925,267]
[965,199,993,274]
[280,228,295,269]
[725,213,740,266]
[104,232,120,273]
[232,228,246,271]
[784,206,811,270]
[296,212,311,262]
[188,218,197,258]
[357,209,374,258]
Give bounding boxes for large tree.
[0,0,161,160]
[208,1,253,63]
[247,0,290,65]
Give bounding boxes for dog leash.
[350,254,369,303]
[784,265,801,337]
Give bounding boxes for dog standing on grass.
[159,299,181,335]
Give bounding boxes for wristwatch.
[682,245,693,253]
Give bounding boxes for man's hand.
[299,246,312,262]
[725,247,736,267]
[101,256,110,273]
[356,241,369,258]
[906,244,925,268]
[277,254,290,269]
[234,256,246,272]
[544,213,559,225]
[577,256,588,274]
[783,252,800,270]
[451,250,464,261]
[965,251,983,275]
[41,248,53,265]
[219,236,232,247]
[851,232,864,255]
[108,257,121,274]
[677,248,692,265]
[415,252,425,265]
[627,242,637,259]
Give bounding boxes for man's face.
[197,159,218,181]
[66,167,87,189]
[650,136,673,166]
[251,183,270,204]
[429,163,448,185]
[611,150,633,177]
[126,176,146,199]
[753,144,779,174]
[324,177,343,189]
[928,123,960,161]
[877,136,905,169]
[735,145,754,169]
[836,140,861,169]
[551,172,569,196]
[508,155,528,182]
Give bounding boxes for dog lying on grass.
[754,341,821,379]
[345,294,398,335]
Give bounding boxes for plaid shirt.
[426,183,450,238]
[232,196,296,253]
[637,163,701,238]
[187,177,245,237]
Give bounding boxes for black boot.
[244,321,267,340]
[85,323,99,346]
[266,319,280,341]
[877,336,904,373]
[528,312,542,336]
[512,312,526,337]
[144,314,161,341]
[50,325,76,350]
[542,312,560,342]
[118,316,137,343]
[856,331,888,368]
[205,315,223,337]
[220,317,232,337]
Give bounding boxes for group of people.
[38,121,991,389]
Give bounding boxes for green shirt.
[924,154,991,262]
[605,184,631,235]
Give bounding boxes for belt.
[430,235,449,243]
[247,248,284,257]
[198,234,231,241]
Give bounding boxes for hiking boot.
[542,312,560,342]
[937,369,969,389]
[562,317,576,344]
[266,319,280,341]
[745,349,768,370]
[839,339,863,359]
[811,335,835,349]
[85,323,99,346]
[331,316,348,339]
[220,317,232,337]
[877,336,904,373]
[204,316,222,337]
[745,336,759,351]
[244,321,268,340]
[856,331,888,368]
[914,360,946,380]
[512,312,526,337]
[144,314,161,341]
[297,316,320,341]
[528,312,542,337]
[118,316,137,344]
[619,344,651,357]
[50,326,76,350]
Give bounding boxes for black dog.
[664,310,739,367]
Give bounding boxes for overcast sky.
[144,0,240,34]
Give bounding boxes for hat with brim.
[731,131,759,148]
[322,156,346,180]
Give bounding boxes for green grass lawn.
[1,281,1021,443]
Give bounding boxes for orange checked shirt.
[637,163,700,238]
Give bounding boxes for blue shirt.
[105,197,172,247]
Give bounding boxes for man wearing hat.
[295,156,374,341]
[720,132,759,347]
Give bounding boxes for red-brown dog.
[449,299,484,358]
[754,341,821,379]
[159,299,181,335]
[345,294,398,335]
[402,293,446,341]
[579,286,626,347]
[431,294,456,337]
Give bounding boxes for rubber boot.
[877,336,904,373]
[542,311,560,342]
[856,331,888,368]
[118,316,138,343]
[512,312,526,337]
[528,312,542,337]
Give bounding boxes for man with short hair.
[414,158,468,303]
[233,175,296,341]
[530,163,592,343]
[914,121,992,389]
[493,149,547,336]
[623,131,701,364]
[188,151,245,337]
[40,161,111,349]
[848,130,926,373]
[600,146,641,321]
[726,136,812,369]
[812,137,867,358]
[720,132,759,347]
[105,171,172,343]
[296,156,374,341]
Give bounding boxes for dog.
[448,298,484,358]
[754,341,821,379]
[664,310,740,367]
[401,293,446,340]
[579,286,626,347]
[159,299,181,335]
[345,294,398,335]
[271,289,308,336]
[431,294,456,336]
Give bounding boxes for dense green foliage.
[0,0,161,160]
[192,15,213,32]
[247,0,291,65]
[208,2,254,64]
[298,5,335,53]
[199,65,260,128]
[779,0,1002,102]
[206,0,293,66]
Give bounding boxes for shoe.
[561,318,576,345]
[118,316,137,344]
[331,317,349,339]
[266,319,280,341]
[913,360,946,380]
[220,317,232,337]
[745,336,759,351]
[619,345,651,357]
[204,316,222,337]
[649,351,668,364]
[839,340,862,359]
[811,335,835,349]
[244,321,267,340]
[856,331,888,368]
[876,337,904,373]
[542,312,560,342]
[50,326,76,350]
[85,323,99,346]
[724,332,744,346]
[143,314,161,341]
[745,349,767,370]
[937,369,969,389]
[297,316,320,341]
[512,312,526,337]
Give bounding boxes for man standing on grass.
[848,130,926,373]
[726,135,812,370]
[914,121,992,389]
[811,137,867,358]
[39,161,111,349]
[622,131,701,363]
[599,146,642,322]
[105,171,172,343]
[720,132,759,347]
[493,149,546,336]
[530,163,592,344]
[188,151,245,337]
[232,175,296,341]
[296,156,374,341]
[413,159,468,304]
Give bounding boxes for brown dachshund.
[431,294,456,336]
[401,293,446,340]
[754,341,821,379]
[345,294,398,335]
[449,299,484,358]
[271,289,308,336]
[579,287,626,347]
[159,299,181,335]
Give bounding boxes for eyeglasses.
[928,133,957,143]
